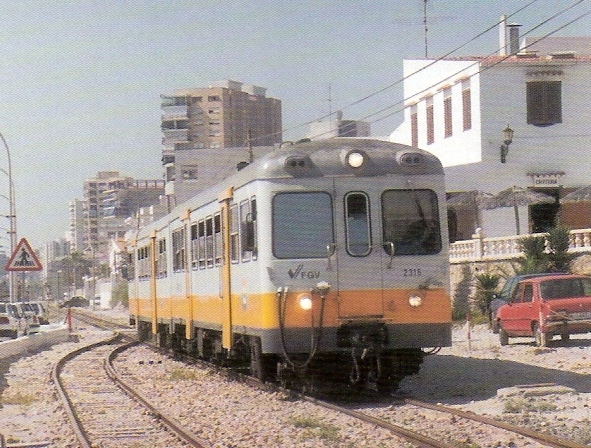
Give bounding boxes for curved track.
[52,333,210,448]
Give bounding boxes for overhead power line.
[362,0,591,129]
[277,0,541,141]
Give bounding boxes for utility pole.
[423,0,429,58]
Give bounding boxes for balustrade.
[449,228,591,263]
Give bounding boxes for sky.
[0,0,588,249]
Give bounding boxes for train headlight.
[408,295,423,307]
[346,151,365,168]
[298,294,313,311]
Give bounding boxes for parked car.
[0,302,27,339]
[28,301,49,325]
[496,274,591,346]
[490,273,568,333]
[16,302,41,334]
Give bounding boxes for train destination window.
[381,189,441,256]
[345,192,371,256]
[273,192,334,259]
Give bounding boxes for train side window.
[125,252,134,280]
[190,223,199,269]
[206,217,214,268]
[243,197,257,259]
[137,245,150,280]
[214,213,222,265]
[172,227,186,272]
[273,192,334,259]
[198,220,206,269]
[240,199,255,261]
[157,238,167,277]
[230,204,239,263]
[345,192,371,256]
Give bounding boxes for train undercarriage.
[136,319,426,394]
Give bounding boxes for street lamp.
[0,132,17,302]
[500,126,514,163]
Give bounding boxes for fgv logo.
[288,264,321,279]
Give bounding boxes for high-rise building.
[160,80,282,204]
[80,171,165,260]
[309,111,370,140]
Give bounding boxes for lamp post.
[500,126,514,163]
[0,132,17,302]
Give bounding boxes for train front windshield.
[382,189,442,256]
[272,189,442,259]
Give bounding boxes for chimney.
[499,15,507,56]
[507,23,521,55]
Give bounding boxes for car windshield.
[540,278,591,300]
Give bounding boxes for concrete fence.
[449,228,591,263]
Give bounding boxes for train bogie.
[128,138,452,392]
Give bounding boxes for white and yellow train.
[128,138,452,392]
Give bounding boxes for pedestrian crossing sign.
[5,237,43,271]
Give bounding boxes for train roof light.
[399,152,425,166]
[344,150,366,169]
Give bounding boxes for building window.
[181,164,198,180]
[426,97,434,145]
[527,81,562,127]
[410,105,418,147]
[208,95,220,102]
[443,89,452,138]
[462,83,472,131]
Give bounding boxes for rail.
[449,228,591,263]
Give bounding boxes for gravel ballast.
[1,318,590,447]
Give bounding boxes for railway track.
[324,396,589,448]
[70,309,590,447]
[51,333,210,448]
[402,398,588,448]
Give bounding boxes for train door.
[333,183,384,318]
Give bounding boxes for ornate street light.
[500,126,514,163]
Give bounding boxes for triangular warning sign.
[5,237,43,271]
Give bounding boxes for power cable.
[277,0,543,141]
[361,0,590,129]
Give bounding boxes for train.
[127,138,452,392]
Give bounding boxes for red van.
[496,274,591,346]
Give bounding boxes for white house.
[390,18,591,241]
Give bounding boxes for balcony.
[161,105,189,120]
[162,128,189,143]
